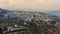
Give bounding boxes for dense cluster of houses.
[0,11,60,34]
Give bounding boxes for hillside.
[0,8,60,34]
[0,8,59,24]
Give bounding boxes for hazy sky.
[0,0,60,10]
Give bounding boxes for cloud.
[0,0,60,10]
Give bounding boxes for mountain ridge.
[0,8,60,17]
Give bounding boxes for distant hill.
[1,8,60,16]
[0,8,59,18]
[42,10,60,16]
[0,8,46,18]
